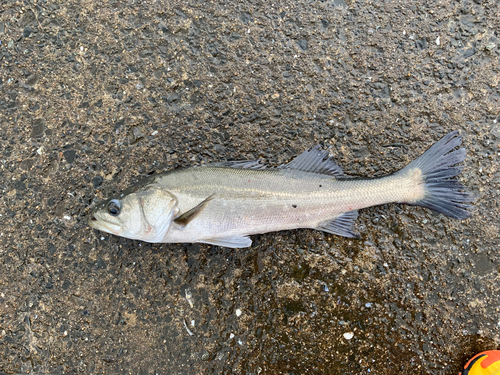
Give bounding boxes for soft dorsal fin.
[279,145,345,177]
[174,194,215,227]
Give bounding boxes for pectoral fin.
[174,194,215,228]
[198,236,252,248]
[316,211,359,238]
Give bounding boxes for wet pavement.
[0,0,499,374]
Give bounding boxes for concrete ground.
[0,0,499,373]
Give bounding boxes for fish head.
[89,184,178,243]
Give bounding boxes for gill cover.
[134,185,178,242]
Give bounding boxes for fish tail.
[399,130,475,218]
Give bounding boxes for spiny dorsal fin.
[174,194,215,227]
[316,211,359,238]
[204,160,267,169]
[279,145,345,177]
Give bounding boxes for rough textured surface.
[0,0,499,374]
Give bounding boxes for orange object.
[459,350,500,375]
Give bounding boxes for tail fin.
[400,131,475,219]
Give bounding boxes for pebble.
[23,27,32,38]
[236,309,242,317]
[63,150,76,164]
[92,176,103,188]
[26,74,39,86]
[343,332,354,340]
[297,39,308,51]
[31,119,45,138]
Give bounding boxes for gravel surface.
[0,0,499,374]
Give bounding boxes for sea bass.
[89,131,474,248]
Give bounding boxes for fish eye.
[107,199,121,216]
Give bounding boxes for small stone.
[62,279,72,290]
[96,258,107,269]
[14,180,26,191]
[485,43,496,51]
[92,176,103,188]
[463,48,477,58]
[26,74,39,86]
[297,39,308,51]
[63,150,76,164]
[236,309,242,317]
[239,12,252,24]
[343,332,354,340]
[416,38,427,49]
[23,27,32,38]
[201,351,210,361]
[129,127,144,144]
[31,118,45,138]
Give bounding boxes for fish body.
[89,131,473,248]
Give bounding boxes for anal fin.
[316,211,359,238]
[198,236,252,248]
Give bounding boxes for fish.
[89,131,474,248]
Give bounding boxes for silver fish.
[89,131,473,248]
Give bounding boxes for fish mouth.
[88,213,120,235]
[88,215,99,228]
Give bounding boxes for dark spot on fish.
[319,184,322,188]
[292,204,297,208]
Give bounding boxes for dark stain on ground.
[0,0,499,374]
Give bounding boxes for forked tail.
[399,131,474,218]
